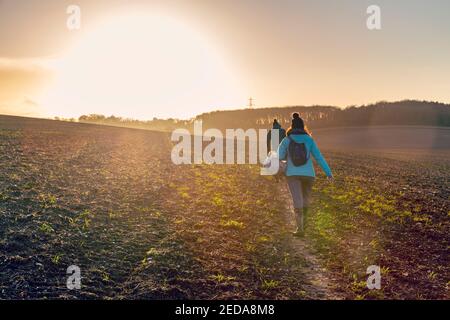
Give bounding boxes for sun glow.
[40,13,245,119]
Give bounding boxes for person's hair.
[287,113,312,135]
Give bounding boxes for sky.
[0,0,449,119]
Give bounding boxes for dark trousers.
[286,176,315,209]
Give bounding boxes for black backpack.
[288,136,309,166]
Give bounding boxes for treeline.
[197,100,450,131]
[77,114,190,132]
[77,100,450,132]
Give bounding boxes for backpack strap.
[285,135,292,160]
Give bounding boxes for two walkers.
[268,113,333,237]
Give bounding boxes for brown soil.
[0,115,448,299]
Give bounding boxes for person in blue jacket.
[277,113,333,237]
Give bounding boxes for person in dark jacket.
[267,119,286,153]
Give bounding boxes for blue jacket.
[277,131,332,178]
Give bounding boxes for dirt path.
[279,183,344,300]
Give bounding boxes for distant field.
[0,115,448,299]
[314,126,450,150]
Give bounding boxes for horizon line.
[1,98,449,122]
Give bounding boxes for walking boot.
[292,208,304,237]
[303,207,309,230]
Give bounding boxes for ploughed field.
[0,115,448,299]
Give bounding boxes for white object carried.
[261,151,286,176]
